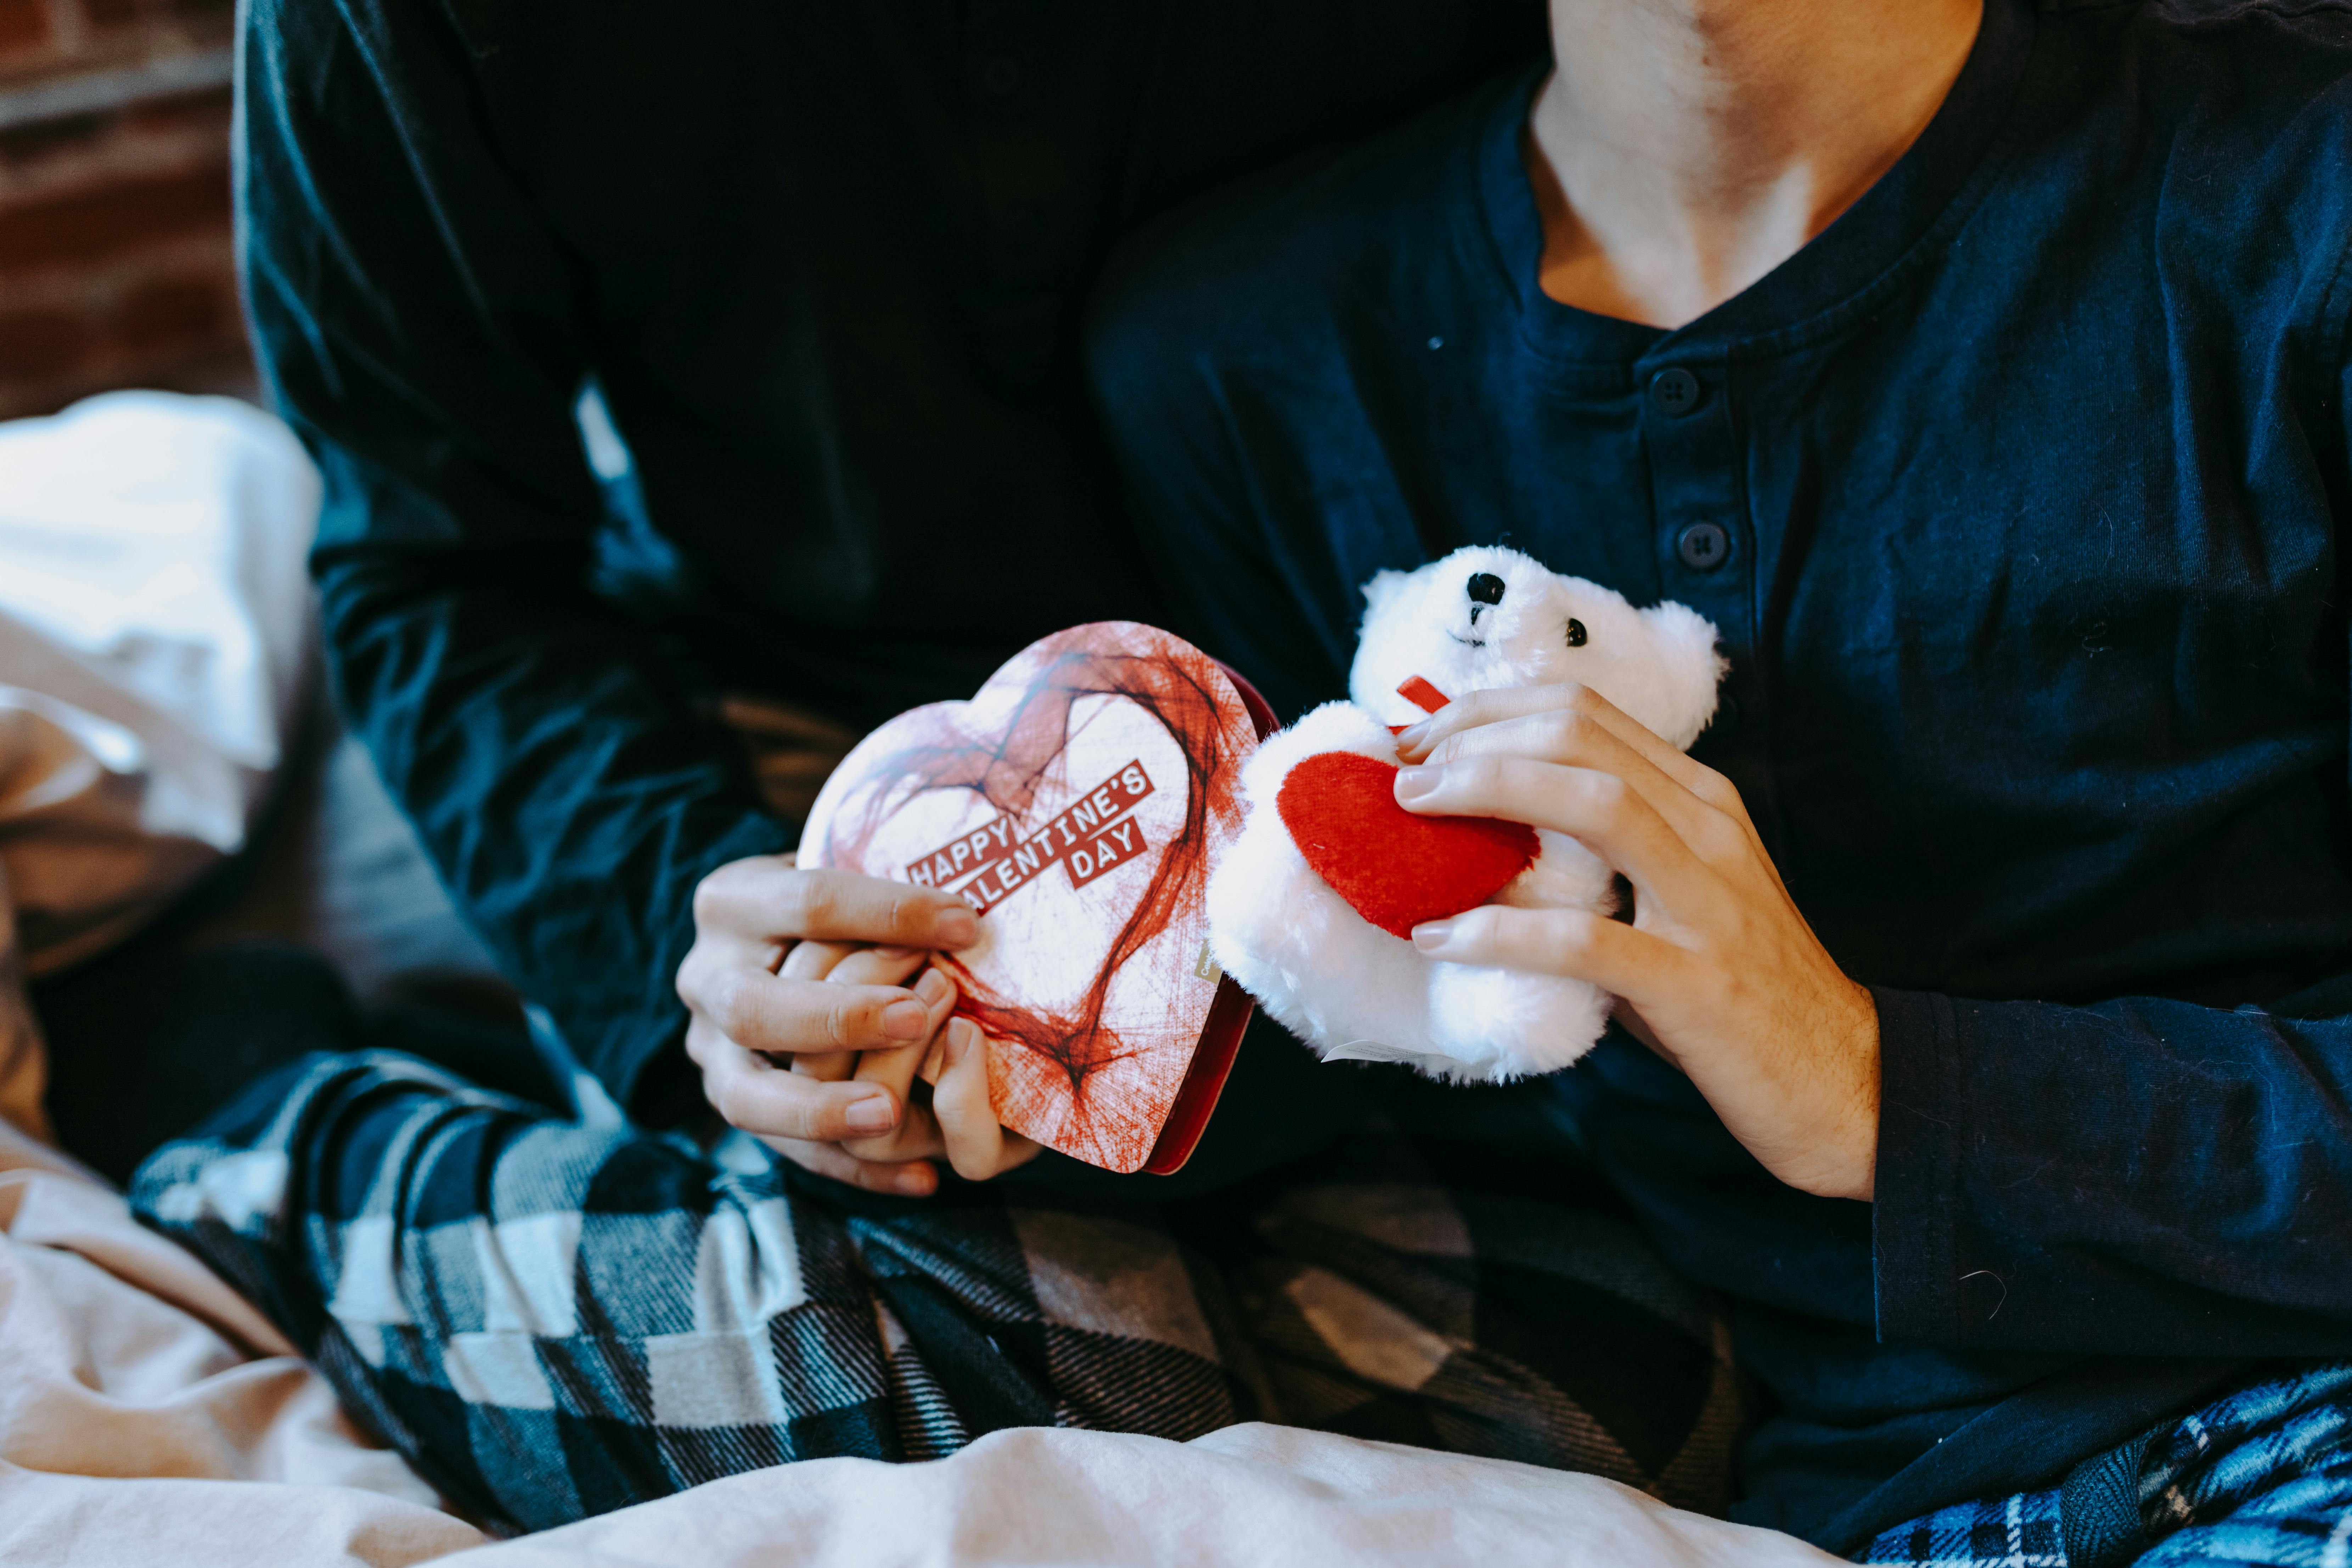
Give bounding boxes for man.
[240,0,1540,1192]
[1085,0,2352,1559]
[134,0,1759,1537]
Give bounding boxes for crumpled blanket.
[438,1422,1838,1568]
[0,393,1839,1568]
[0,390,321,1144]
[0,1119,480,1567]
[0,390,319,976]
[0,1107,1837,1567]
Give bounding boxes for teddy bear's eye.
[1565,618,1588,647]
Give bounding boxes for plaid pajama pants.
[130,1050,1745,1532]
[1855,1364,2352,1567]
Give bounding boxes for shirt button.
[1676,520,1730,570]
[1649,367,1703,416]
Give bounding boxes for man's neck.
[1527,0,1983,328]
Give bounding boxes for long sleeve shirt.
[240,0,1544,1142]
[1086,0,2352,1545]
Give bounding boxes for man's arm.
[1397,684,2352,1361]
[1844,290,2352,1354]
[1869,984,2352,1356]
[248,0,787,1117]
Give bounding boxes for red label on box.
[905,760,1155,913]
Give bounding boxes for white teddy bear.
[1207,545,1725,1081]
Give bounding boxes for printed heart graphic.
[798,623,1268,1174]
[1276,752,1539,940]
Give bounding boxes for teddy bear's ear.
[1633,601,1728,750]
[1357,567,1417,636]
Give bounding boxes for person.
[128,0,1755,1538]
[233,0,1551,1196]
[1081,0,2352,1561]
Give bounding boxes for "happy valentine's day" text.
[904,761,1154,914]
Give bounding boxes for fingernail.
[1411,919,1456,952]
[895,1165,936,1197]
[1396,720,1431,749]
[915,968,952,1007]
[845,1094,896,1132]
[1394,766,1440,804]
[882,998,929,1039]
[936,906,980,946]
[945,1017,978,1066]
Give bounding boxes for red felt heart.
[1276,752,1539,940]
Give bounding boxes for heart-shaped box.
[798,623,1272,1173]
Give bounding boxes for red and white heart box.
[798,622,1272,1174]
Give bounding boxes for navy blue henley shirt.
[1087,0,2352,1545]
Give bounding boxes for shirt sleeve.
[1872,228,2352,1358]
[245,0,789,1119]
[1870,984,2352,1356]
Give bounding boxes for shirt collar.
[1476,0,2038,367]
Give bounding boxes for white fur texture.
[1209,546,1726,1081]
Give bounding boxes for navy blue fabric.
[1087,0,2352,1547]
[239,0,1546,1131]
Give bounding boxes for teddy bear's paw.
[1206,776,1437,1063]
[1209,696,1616,1081]
[1422,962,1615,1080]
[1242,701,1541,942]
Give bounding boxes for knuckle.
[782,875,834,935]
[706,973,751,1037]
[1586,770,1631,819]
[1698,815,1746,864]
[1555,914,1598,961]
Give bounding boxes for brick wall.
[0,0,247,419]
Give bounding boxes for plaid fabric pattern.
[131,1050,1743,1532]
[1857,1362,2352,1567]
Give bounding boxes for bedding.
[0,392,1842,1568]
[0,1107,1839,1568]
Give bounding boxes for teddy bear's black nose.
[1466,573,1506,606]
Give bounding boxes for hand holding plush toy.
[1207,545,1726,1081]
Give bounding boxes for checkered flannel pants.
[1858,1363,2352,1567]
[130,1050,1744,1532]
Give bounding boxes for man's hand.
[677,856,1037,1194]
[765,939,1040,1191]
[1394,684,1880,1201]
